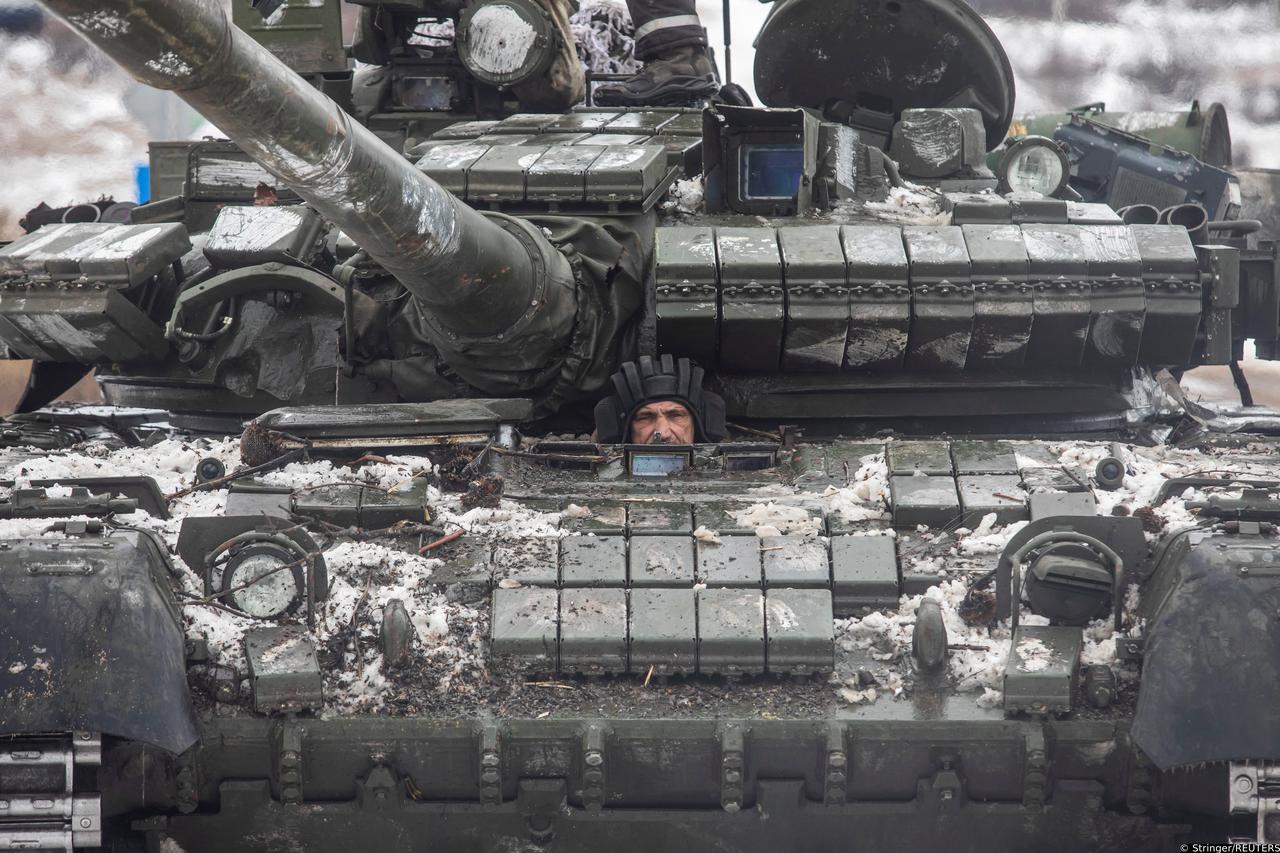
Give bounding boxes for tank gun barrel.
[41,0,553,341]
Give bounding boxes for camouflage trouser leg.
[511,0,586,112]
[626,0,706,60]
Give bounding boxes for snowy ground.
[4,415,1277,715]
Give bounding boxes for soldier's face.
[630,401,694,445]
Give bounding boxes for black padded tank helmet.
[593,355,727,443]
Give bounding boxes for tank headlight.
[997,136,1069,197]
[457,0,557,89]
[223,543,305,619]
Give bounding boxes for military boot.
[594,45,718,107]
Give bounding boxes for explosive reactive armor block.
[0,223,187,363]
[655,226,719,369]
[903,226,973,370]
[1131,225,1203,365]
[1004,625,1083,716]
[492,538,559,587]
[698,536,763,587]
[843,224,911,370]
[697,588,766,676]
[831,534,900,613]
[779,226,849,372]
[1023,224,1092,367]
[560,535,627,588]
[891,475,962,529]
[1029,491,1098,520]
[559,588,628,676]
[627,502,693,535]
[765,588,836,675]
[951,440,1020,475]
[490,587,558,670]
[560,500,627,535]
[629,587,697,677]
[889,441,954,476]
[762,535,831,588]
[716,227,784,372]
[646,222,1205,376]
[957,475,1028,526]
[629,536,696,587]
[244,626,323,714]
[962,223,1032,367]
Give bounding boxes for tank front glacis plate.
[5,421,1280,849]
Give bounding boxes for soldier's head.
[594,356,727,445]
[629,399,695,445]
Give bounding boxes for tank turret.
[41,0,582,392]
[1,0,1272,423]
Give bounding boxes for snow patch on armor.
[207,207,303,253]
[733,502,823,537]
[144,51,193,78]
[859,185,950,225]
[661,177,704,216]
[68,10,130,38]
[87,225,166,259]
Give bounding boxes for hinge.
[1023,727,1048,808]
[0,732,102,851]
[823,722,848,806]
[356,763,403,812]
[718,723,746,813]
[924,753,965,807]
[272,717,305,805]
[478,722,502,806]
[1229,762,1280,843]
[580,723,607,813]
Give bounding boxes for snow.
[732,501,823,537]
[858,184,951,225]
[661,177,704,216]
[65,10,130,40]
[825,433,1280,708]
[143,51,192,79]
[836,579,1021,705]
[692,524,720,544]
[820,449,891,523]
[1015,637,1052,672]
[0,35,144,239]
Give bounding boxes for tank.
[2,0,1280,850]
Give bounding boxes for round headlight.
[457,0,556,88]
[997,136,1069,197]
[223,543,304,619]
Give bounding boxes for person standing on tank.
[594,1,719,106]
